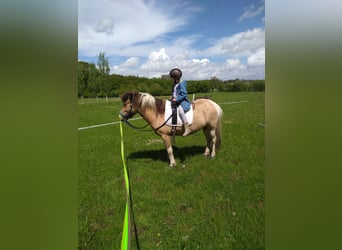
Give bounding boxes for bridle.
[119,97,134,120]
[119,95,149,130]
[119,94,173,132]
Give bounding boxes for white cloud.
[202,28,264,59]
[112,57,140,75]
[111,28,265,80]
[122,57,140,67]
[139,49,173,78]
[191,58,210,65]
[94,18,114,35]
[221,28,264,56]
[247,48,265,66]
[113,48,213,79]
[112,48,263,80]
[226,58,245,69]
[78,0,199,57]
[79,1,265,80]
[239,4,264,21]
[149,48,170,61]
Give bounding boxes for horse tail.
[214,103,223,150]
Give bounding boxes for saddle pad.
[164,100,193,126]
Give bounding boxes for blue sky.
[78,0,265,80]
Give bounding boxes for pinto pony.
[119,92,223,167]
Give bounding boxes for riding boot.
[182,123,191,136]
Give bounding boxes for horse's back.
[193,98,222,117]
[191,98,222,129]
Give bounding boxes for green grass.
[78,92,264,249]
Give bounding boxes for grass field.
[78,91,265,249]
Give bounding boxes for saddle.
[164,100,194,127]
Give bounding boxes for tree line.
[78,57,265,98]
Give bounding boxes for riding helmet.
[169,68,182,80]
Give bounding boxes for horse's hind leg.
[203,126,217,158]
[202,127,211,157]
[209,128,217,158]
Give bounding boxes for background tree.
[78,58,265,98]
[78,61,99,98]
[78,62,88,98]
[97,52,110,100]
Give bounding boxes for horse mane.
[121,92,133,103]
[140,92,165,115]
[121,92,165,115]
[140,92,155,110]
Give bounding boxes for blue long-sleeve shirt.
[172,80,191,112]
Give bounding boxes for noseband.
[120,100,134,120]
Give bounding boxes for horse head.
[119,92,139,120]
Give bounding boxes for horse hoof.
[169,163,176,167]
[204,154,214,159]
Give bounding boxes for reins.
[122,113,173,132]
[121,119,150,131]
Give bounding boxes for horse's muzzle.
[119,112,133,120]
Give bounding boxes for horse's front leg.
[161,134,176,167]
